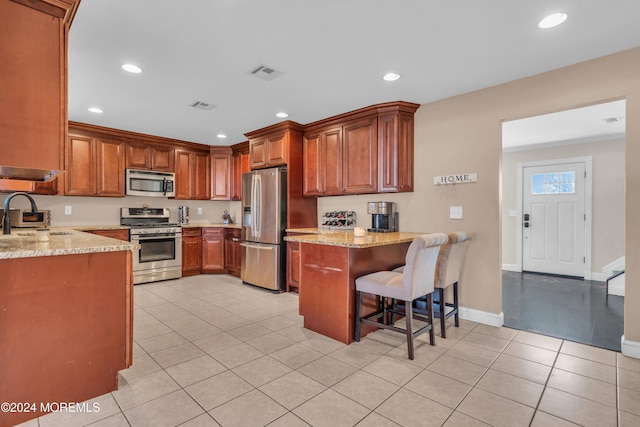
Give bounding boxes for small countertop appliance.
[367,201,398,233]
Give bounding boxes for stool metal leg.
[453,282,460,327]
[439,288,446,338]
[405,300,414,360]
[355,291,362,342]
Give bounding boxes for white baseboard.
[459,307,504,327]
[608,274,625,296]
[621,336,640,359]
[502,264,521,272]
[603,256,625,274]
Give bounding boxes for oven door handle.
[132,233,180,240]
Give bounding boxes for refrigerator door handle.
[240,242,274,250]
[255,174,262,237]
[250,174,257,238]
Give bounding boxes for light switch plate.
[197,207,203,215]
[450,206,463,219]
[64,205,72,215]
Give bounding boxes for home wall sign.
[433,173,478,185]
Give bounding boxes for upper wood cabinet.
[302,102,419,197]
[0,0,79,174]
[246,122,305,170]
[210,147,232,200]
[125,141,175,172]
[175,149,210,200]
[302,127,343,196]
[231,142,250,201]
[65,134,125,197]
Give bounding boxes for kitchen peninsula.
[0,230,137,427]
[285,229,422,344]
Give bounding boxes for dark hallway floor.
[502,271,624,351]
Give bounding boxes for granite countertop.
[182,223,241,229]
[0,228,139,259]
[71,225,131,231]
[284,230,424,248]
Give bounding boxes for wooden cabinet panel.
[0,1,64,173]
[125,142,151,169]
[95,138,125,197]
[65,136,94,196]
[182,228,202,276]
[175,150,210,200]
[266,133,287,166]
[342,117,377,194]
[302,133,322,196]
[193,152,210,200]
[231,149,250,201]
[250,138,268,169]
[224,228,241,277]
[175,150,192,199]
[378,112,414,192]
[151,146,174,171]
[201,228,225,273]
[85,229,129,241]
[323,128,343,196]
[211,149,232,200]
[286,241,301,294]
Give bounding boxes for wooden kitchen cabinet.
[231,142,250,201]
[201,228,225,273]
[0,0,78,177]
[211,147,232,200]
[302,102,419,197]
[303,126,343,196]
[85,229,129,241]
[182,227,202,276]
[286,241,301,294]
[125,142,175,172]
[175,149,211,200]
[224,228,242,277]
[65,134,125,197]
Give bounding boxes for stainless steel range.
[121,207,182,284]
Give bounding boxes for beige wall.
[0,194,233,226]
[502,138,625,274]
[319,47,640,344]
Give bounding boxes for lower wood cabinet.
[84,229,129,241]
[182,227,202,277]
[201,227,226,273]
[224,228,241,277]
[286,241,301,293]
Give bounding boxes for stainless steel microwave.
[125,169,175,197]
[0,209,51,228]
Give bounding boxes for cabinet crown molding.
[244,120,305,139]
[304,101,420,132]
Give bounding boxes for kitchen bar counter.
[285,229,423,248]
[0,228,138,259]
[293,231,422,344]
[182,223,241,229]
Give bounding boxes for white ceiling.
[67,1,640,146]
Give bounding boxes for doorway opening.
[501,99,626,351]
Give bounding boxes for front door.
[522,162,586,277]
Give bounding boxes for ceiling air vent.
[249,64,283,81]
[190,101,215,111]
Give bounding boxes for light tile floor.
[22,275,640,427]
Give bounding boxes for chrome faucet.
[2,192,39,235]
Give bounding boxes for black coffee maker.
[367,201,398,233]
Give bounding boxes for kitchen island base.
[298,241,411,344]
[0,251,133,427]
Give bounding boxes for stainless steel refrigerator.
[241,167,287,291]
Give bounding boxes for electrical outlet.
[450,206,463,219]
[64,205,72,215]
[197,207,203,215]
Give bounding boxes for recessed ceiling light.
[217,134,227,139]
[383,72,401,82]
[538,13,567,29]
[276,112,289,118]
[121,63,142,74]
[88,107,103,114]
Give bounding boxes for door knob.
[524,222,530,228]
[524,213,530,221]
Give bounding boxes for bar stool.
[354,233,448,360]
[432,231,471,338]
